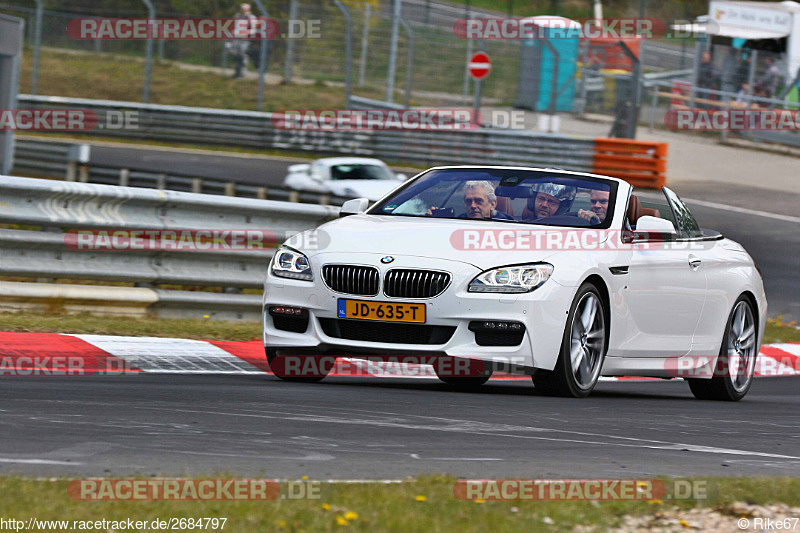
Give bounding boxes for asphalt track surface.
[89,143,800,321]
[0,374,798,478]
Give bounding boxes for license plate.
[338,299,426,323]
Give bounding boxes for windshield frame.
[367,166,620,230]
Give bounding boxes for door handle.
[688,255,702,269]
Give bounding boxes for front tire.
[687,297,757,401]
[533,283,607,398]
[266,349,334,383]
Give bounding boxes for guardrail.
[12,138,354,205]
[0,175,340,320]
[592,138,668,189]
[15,95,599,173]
[13,95,670,188]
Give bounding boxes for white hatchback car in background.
[283,157,406,201]
[264,166,767,400]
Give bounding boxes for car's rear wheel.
[433,357,491,388]
[688,297,757,401]
[265,348,334,383]
[533,283,607,398]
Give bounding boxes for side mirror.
[633,216,678,242]
[339,198,370,217]
[396,173,407,181]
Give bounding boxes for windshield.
[330,164,392,181]
[370,168,618,228]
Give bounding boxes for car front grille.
[384,269,451,298]
[319,319,456,345]
[322,265,379,296]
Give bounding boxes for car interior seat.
[627,194,660,227]
[495,196,513,217]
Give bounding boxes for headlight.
[271,247,313,281]
[468,263,553,293]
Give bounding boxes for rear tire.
[687,296,757,401]
[533,283,607,398]
[265,349,334,383]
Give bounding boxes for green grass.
[0,310,261,342]
[0,310,797,345]
[17,49,385,112]
[0,476,797,532]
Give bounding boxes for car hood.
[324,180,400,201]
[291,214,565,271]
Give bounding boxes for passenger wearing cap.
[524,183,577,220]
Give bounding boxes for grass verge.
[0,311,261,342]
[0,476,797,532]
[18,49,386,112]
[0,311,797,344]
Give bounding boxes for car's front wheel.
[265,349,334,383]
[533,283,607,398]
[688,296,758,401]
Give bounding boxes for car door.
[615,187,707,358]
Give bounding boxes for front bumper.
[263,253,574,371]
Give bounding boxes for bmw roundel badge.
[381,256,394,264]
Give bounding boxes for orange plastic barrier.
[592,138,667,189]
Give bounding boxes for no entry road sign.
[468,52,491,80]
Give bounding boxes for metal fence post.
[141,0,155,103]
[649,83,657,132]
[690,44,700,109]
[251,0,270,112]
[358,3,370,88]
[747,49,758,102]
[386,0,401,103]
[334,0,353,106]
[463,39,473,97]
[31,0,42,95]
[0,15,23,176]
[399,18,414,108]
[284,0,298,83]
[462,2,472,98]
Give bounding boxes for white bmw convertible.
[263,166,767,400]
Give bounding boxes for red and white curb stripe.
[0,332,797,379]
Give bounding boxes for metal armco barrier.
[0,175,340,319]
[15,95,600,173]
[592,138,668,189]
[12,95,668,189]
[11,138,353,206]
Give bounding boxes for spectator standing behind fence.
[228,3,260,79]
[758,57,781,99]
[697,51,716,107]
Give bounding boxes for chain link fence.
[5,1,798,147]
[0,1,698,106]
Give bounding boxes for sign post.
[468,52,491,126]
[0,15,24,175]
